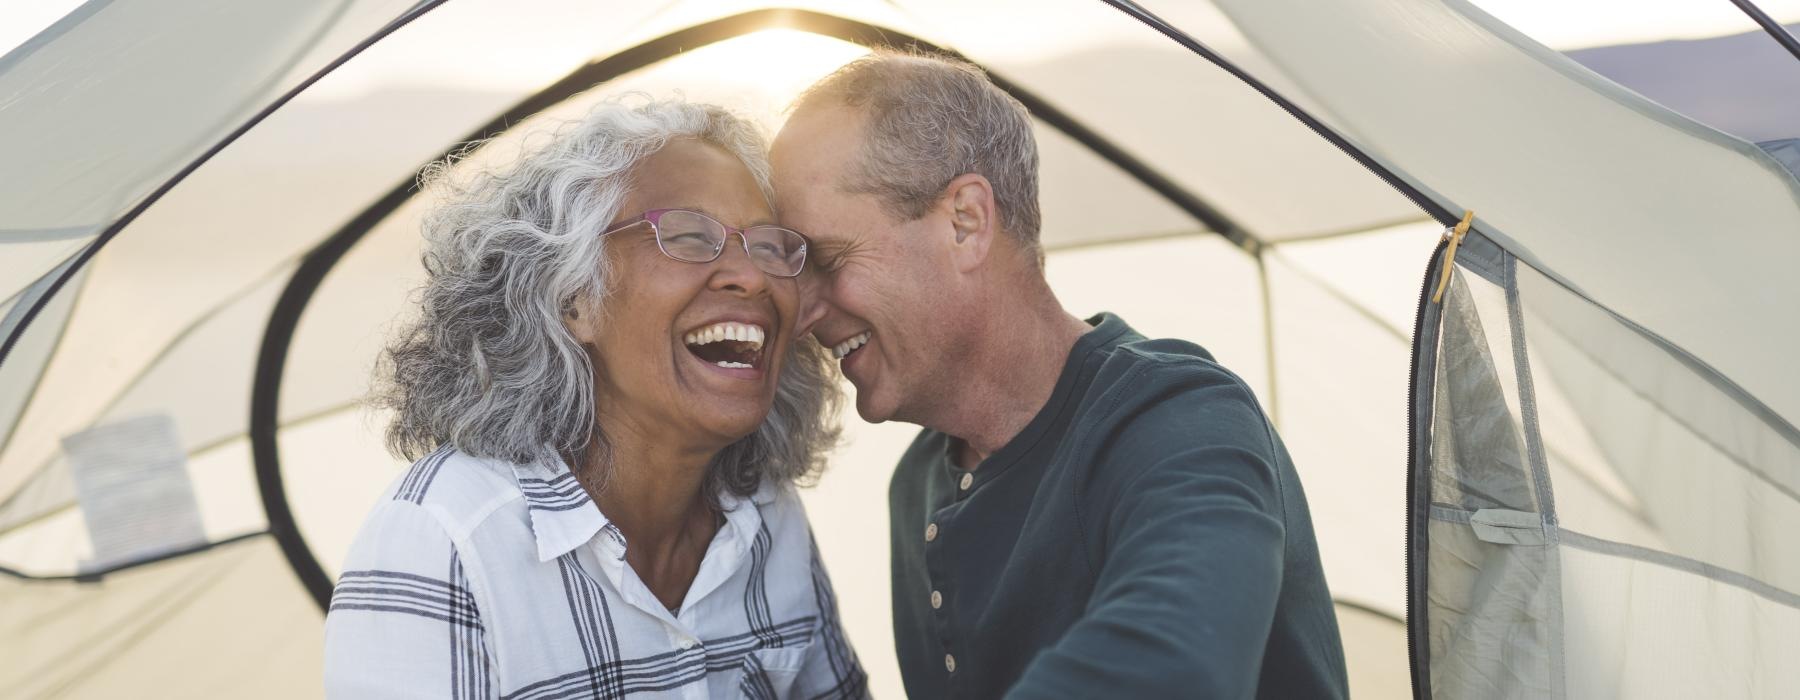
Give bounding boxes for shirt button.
[930,590,943,609]
[925,523,939,542]
[959,473,973,490]
[678,638,697,650]
[945,654,957,673]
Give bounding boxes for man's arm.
[1005,393,1288,699]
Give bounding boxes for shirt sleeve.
[323,500,497,700]
[1003,383,1289,700]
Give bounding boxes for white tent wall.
[4,0,1798,698]
[0,537,325,698]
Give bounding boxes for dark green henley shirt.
[888,313,1348,699]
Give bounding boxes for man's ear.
[943,173,996,273]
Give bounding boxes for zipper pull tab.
[1431,209,1477,304]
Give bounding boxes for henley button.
[959,473,973,490]
[925,523,939,542]
[930,590,943,609]
[945,654,957,673]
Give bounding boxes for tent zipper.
[1406,233,1450,699]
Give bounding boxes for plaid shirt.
[323,446,867,699]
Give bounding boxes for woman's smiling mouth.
[683,321,766,370]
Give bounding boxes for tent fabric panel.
[0,239,86,307]
[0,535,324,698]
[1558,543,1800,698]
[0,261,84,472]
[1335,603,1410,700]
[1516,260,1800,595]
[1210,0,1800,428]
[1762,138,1800,180]
[1422,515,1559,699]
[279,408,408,578]
[0,0,415,235]
[1045,235,1269,402]
[1428,271,1540,516]
[0,436,268,576]
[1262,251,1412,615]
[1271,222,1448,333]
[0,255,287,505]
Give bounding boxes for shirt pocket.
[733,644,811,699]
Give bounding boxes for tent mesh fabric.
[1414,232,1800,697]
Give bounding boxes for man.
[772,50,1347,699]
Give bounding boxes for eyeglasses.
[600,208,810,278]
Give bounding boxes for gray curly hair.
[375,96,840,503]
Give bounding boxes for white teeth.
[683,322,765,350]
[716,360,753,369]
[832,331,872,360]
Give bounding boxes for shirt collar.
[510,454,609,563]
[509,454,782,564]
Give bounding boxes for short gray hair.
[796,49,1041,252]
[376,96,841,503]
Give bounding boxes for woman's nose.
[708,233,768,295]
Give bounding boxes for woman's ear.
[563,298,599,346]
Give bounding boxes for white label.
[63,414,207,571]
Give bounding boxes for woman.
[323,98,866,699]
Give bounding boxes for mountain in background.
[1564,24,1800,144]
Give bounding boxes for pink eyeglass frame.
[600,208,811,278]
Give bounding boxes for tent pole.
[1099,0,1460,230]
[1727,0,1800,64]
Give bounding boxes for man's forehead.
[777,105,863,164]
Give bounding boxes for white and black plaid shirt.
[323,446,867,699]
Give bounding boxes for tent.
[3,0,1798,697]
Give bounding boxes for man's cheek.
[795,274,830,337]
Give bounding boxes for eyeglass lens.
[654,209,807,277]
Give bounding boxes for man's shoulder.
[1069,335,1284,500]
[1087,336,1271,443]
